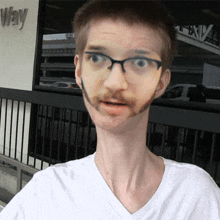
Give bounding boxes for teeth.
[106,102,125,105]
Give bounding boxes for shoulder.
[160,159,220,219]
[163,158,220,194]
[35,155,94,177]
[164,158,211,180]
[0,154,96,219]
[34,153,95,180]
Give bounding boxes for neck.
[94,113,158,192]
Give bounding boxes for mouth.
[100,99,128,106]
[102,101,127,106]
[100,100,128,115]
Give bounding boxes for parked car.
[161,84,220,104]
[50,82,79,89]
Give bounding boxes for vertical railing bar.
[79,112,85,157]
[9,100,14,157]
[150,123,156,152]
[80,125,85,157]
[14,101,20,160]
[191,130,199,163]
[56,109,60,162]
[66,109,73,162]
[8,100,14,157]
[161,124,166,157]
[74,111,81,159]
[26,103,33,167]
[85,114,92,156]
[3,99,8,155]
[150,123,154,150]
[175,127,182,161]
[49,107,55,166]
[57,108,64,161]
[17,167,22,193]
[20,102,26,163]
[207,133,216,173]
[61,108,67,161]
[181,128,186,162]
[169,126,175,160]
[33,105,43,167]
[41,105,49,170]
[214,159,219,183]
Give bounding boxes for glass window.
[187,87,196,98]
[205,88,220,100]
[162,86,183,99]
[34,1,220,99]
[34,1,86,91]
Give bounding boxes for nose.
[103,64,129,92]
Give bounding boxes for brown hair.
[73,0,177,69]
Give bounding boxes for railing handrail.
[0,87,86,111]
[1,87,220,133]
[0,154,38,175]
[1,87,220,113]
[0,154,38,192]
[153,98,220,114]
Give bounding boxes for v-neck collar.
[90,152,169,220]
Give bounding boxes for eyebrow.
[86,45,106,51]
[86,46,154,56]
[134,49,152,55]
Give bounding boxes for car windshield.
[162,86,183,99]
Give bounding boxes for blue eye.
[89,54,106,63]
[133,59,149,68]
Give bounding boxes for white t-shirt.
[0,153,220,220]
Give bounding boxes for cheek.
[135,79,158,99]
[83,72,103,97]
[133,78,160,109]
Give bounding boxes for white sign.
[1,7,28,30]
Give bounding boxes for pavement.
[0,200,6,212]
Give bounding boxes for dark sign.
[1,7,28,30]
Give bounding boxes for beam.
[177,32,220,56]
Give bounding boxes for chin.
[88,104,130,130]
[83,91,151,132]
[87,102,148,133]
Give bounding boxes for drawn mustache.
[81,78,136,108]
[97,91,136,108]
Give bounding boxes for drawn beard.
[81,78,154,117]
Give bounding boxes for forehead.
[85,18,164,58]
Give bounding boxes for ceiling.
[44,1,220,31]
[43,0,220,69]
[162,1,220,69]
[163,1,220,26]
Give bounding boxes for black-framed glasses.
[84,51,162,81]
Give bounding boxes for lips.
[100,100,128,115]
[101,99,127,105]
[102,101,126,106]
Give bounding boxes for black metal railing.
[29,105,96,168]
[0,87,220,188]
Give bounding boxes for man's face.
[75,19,170,131]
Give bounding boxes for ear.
[74,54,82,89]
[154,69,171,99]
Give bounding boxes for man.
[1,1,220,219]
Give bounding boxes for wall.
[0,0,39,90]
[0,1,39,165]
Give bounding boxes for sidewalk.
[0,200,7,207]
[0,200,6,212]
